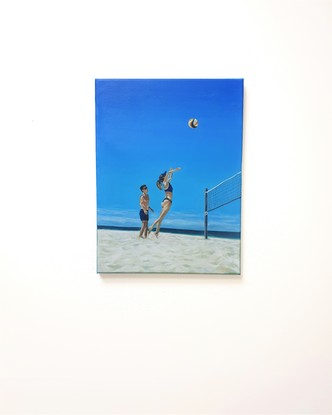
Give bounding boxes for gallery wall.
[0,1,331,414]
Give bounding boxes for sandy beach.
[97,229,240,274]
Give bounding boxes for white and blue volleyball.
[188,118,198,128]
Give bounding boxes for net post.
[204,188,208,239]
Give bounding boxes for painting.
[95,79,243,274]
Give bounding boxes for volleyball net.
[204,172,242,238]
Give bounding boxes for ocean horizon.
[97,225,240,240]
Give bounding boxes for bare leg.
[154,209,168,236]
[149,215,163,233]
[139,221,148,238]
[148,213,164,232]
[155,222,161,237]
[149,204,171,235]
[148,218,158,233]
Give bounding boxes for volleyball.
[188,118,198,128]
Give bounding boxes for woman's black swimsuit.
[163,183,173,203]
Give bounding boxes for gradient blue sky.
[96,79,243,231]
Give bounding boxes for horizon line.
[97,225,241,240]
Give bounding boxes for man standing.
[139,185,154,238]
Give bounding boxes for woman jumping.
[148,167,181,237]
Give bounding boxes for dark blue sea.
[97,225,240,240]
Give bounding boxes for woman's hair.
[156,171,167,190]
[156,180,162,190]
[159,171,167,181]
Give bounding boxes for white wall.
[0,1,331,414]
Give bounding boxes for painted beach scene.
[95,79,243,274]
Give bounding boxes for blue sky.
[96,79,243,231]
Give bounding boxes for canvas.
[95,79,244,274]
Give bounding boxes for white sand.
[97,230,241,274]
